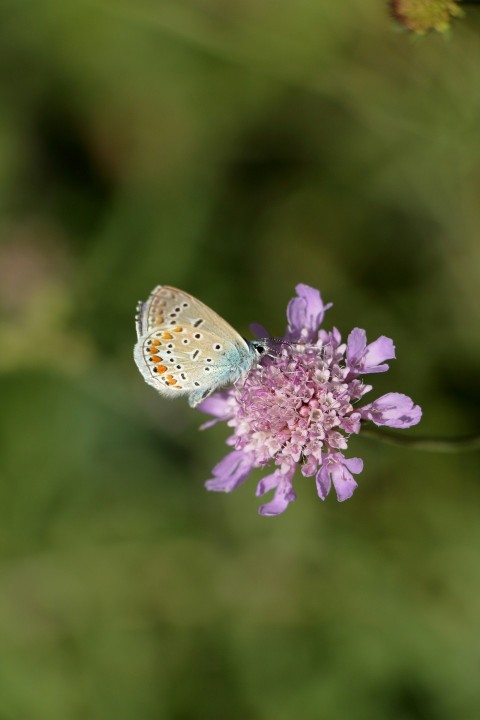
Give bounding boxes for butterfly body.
[134,286,268,406]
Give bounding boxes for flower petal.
[319,327,343,352]
[286,284,332,342]
[347,330,395,375]
[301,454,319,477]
[346,328,367,366]
[197,392,234,429]
[331,462,358,502]
[316,465,332,501]
[316,453,362,502]
[364,336,395,368]
[250,322,271,339]
[205,450,254,492]
[360,393,422,428]
[198,392,232,418]
[340,412,361,434]
[258,473,296,516]
[256,470,283,496]
[326,431,348,449]
[343,456,364,474]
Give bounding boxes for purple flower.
[199,284,422,516]
[286,284,333,343]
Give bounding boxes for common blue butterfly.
[134,286,269,407]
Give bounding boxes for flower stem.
[361,427,480,453]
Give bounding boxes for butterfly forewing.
[136,286,245,343]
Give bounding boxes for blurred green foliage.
[1,1,480,718]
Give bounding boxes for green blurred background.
[1,1,480,718]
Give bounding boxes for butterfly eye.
[255,345,265,354]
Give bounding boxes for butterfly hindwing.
[135,325,254,406]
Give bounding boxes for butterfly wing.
[134,325,253,406]
[135,286,245,341]
[134,287,254,406]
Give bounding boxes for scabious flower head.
[199,284,422,516]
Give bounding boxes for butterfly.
[134,286,270,407]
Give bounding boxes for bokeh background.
[1,1,480,718]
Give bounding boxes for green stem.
[361,427,480,453]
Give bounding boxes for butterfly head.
[248,338,286,364]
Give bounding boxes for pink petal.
[205,451,254,492]
[301,455,319,477]
[315,465,332,501]
[331,463,358,502]
[364,336,395,367]
[198,392,233,419]
[346,328,367,365]
[360,393,422,428]
[347,331,395,375]
[343,457,364,474]
[259,476,296,516]
[316,454,362,502]
[249,322,271,339]
[286,284,332,341]
[256,471,283,496]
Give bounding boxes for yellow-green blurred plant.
[390,0,463,33]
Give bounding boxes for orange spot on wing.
[157,365,167,374]
[151,339,161,347]
[173,327,183,332]
[166,374,177,386]
[151,355,162,363]
[162,332,173,340]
